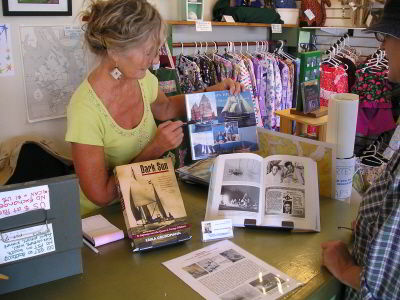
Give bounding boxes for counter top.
[3,182,359,300]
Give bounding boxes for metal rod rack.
[171,40,284,48]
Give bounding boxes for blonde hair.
[81,0,165,55]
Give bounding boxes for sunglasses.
[375,32,388,43]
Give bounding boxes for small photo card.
[201,219,233,242]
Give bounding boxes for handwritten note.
[0,223,56,264]
[0,185,50,219]
[335,157,355,201]
[196,21,212,32]
[271,24,282,34]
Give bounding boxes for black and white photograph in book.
[220,285,260,300]
[265,187,305,218]
[249,273,286,294]
[222,158,261,183]
[266,160,305,186]
[283,200,292,214]
[185,90,258,160]
[219,185,260,212]
[219,249,245,263]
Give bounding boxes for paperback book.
[205,153,320,231]
[114,158,191,251]
[185,90,258,160]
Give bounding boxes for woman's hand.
[207,78,245,95]
[152,120,184,153]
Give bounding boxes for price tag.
[271,24,282,34]
[304,9,316,21]
[64,25,82,38]
[222,15,235,23]
[196,21,212,32]
[201,219,233,242]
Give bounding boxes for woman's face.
[111,37,160,80]
[382,36,400,83]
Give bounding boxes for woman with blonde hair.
[66,0,243,215]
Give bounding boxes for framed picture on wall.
[2,0,72,16]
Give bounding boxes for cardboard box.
[0,175,82,294]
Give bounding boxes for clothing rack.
[325,33,350,55]
[171,40,284,48]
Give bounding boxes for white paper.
[0,223,56,264]
[64,25,82,38]
[0,185,50,219]
[304,9,315,21]
[201,219,233,242]
[222,15,235,23]
[163,240,302,299]
[0,24,15,77]
[335,157,356,202]
[196,21,212,32]
[271,24,282,34]
[82,214,124,247]
[326,93,359,159]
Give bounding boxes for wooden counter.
[2,182,359,300]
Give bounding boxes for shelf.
[166,20,298,28]
[301,26,367,30]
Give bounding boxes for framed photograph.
[2,0,72,16]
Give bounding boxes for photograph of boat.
[185,91,258,160]
[217,92,256,127]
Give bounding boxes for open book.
[185,90,258,161]
[205,153,320,232]
[114,158,192,251]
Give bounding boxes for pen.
[83,238,100,254]
[181,120,197,126]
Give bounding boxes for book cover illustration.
[185,90,258,160]
[301,79,320,114]
[114,158,191,251]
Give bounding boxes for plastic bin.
[276,8,300,25]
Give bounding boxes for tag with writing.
[64,25,82,38]
[222,15,235,23]
[0,223,56,264]
[196,21,212,32]
[0,185,50,219]
[201,219,233,242]
[304,9,316,21]
[271,24,282,34]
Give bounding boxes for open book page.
[261,155,320,231]
[205,153,264,227]
[163,240,303,300]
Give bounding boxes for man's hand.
[321,240,361,291]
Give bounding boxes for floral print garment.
[261,58,276,130]
[351,66,392,108]
[320,64,348,107]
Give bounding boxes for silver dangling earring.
[110,63,123,80]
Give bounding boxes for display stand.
[275,108,328,142]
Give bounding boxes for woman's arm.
[71,143,117,207]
